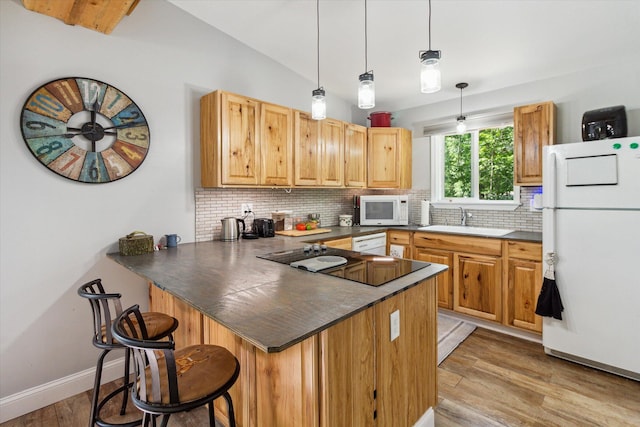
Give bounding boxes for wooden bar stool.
[111,304,240,427]
[78,279,179,427]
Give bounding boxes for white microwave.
[359,195,409,226]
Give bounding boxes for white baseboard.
[414,407,435,427]
[0,357,125,423]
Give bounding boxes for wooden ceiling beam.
[21,0,140,34]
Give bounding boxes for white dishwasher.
[352,232,387,255]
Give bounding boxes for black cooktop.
[257,246,430,287]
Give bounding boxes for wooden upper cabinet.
[260,102,293,186]
[221,92,261,185]
[344,123,367,188]
[367,127,412,189]
[200,91,292,187]
[294,112,344,187]
[514,101,556,186]
[320,118,344,186]
[294,111,321,185]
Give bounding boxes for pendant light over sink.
[358,0,375,109]
[311,0,326,120]
[456,82,468,134]
[419,0,441,93]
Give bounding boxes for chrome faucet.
[459,207,467,226]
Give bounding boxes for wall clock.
[20,77,150,183]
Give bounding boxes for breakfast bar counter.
[108,237,447,427]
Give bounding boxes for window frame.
[430,125,520,211]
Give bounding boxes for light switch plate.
[390,310,400,341]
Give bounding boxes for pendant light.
[455,82,468,134]
[358,0,375,109]
[311,0,326,120]
[419,0,441,93]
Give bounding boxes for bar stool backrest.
[77,278,124,348]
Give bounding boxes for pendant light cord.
[364,0,368,71]
[428,0,432,50]
[316,0,320,88]
[460,86,463,116]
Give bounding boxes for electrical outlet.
[390,310,400,341]
[241,203,253,215]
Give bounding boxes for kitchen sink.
[417,225,514,237]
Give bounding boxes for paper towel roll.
[420,200,430,226]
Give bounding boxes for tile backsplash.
[195,187,542,242]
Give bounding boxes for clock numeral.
[124,131,147,141]
[106,92,122,110]
[120,111,140,123]
[46,79,83,113]
[77,78,106,111]
[30,94,64,118]
[80,152,109,183]
[26,120,56,131]
[36,140,64,156]
[60,152,81,172]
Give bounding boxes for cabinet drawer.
[387,231,411,245]
[413,232,502,256]
[507,241,542,261]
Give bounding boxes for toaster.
[581,105,627,141]
[253,218,275,237]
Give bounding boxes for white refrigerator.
[542,137,640,380]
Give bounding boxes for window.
[431,123,520,210]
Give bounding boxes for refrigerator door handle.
[543,152,557,209]
[542,151,557,255]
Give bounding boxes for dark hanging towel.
[535,253,564,320]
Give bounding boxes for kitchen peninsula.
[108,236,447,427]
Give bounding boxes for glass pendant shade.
[420,50,441,93]
[456,117,467,134]
[358,72,375,109]
[311,88,326,120]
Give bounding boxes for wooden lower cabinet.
[453,253,502,322]
[150,277,438,427]
[504,240,543,332]
[414,247,453,309]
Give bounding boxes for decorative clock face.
[21,77,150,183]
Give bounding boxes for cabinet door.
[367,128,412,189]
[319,307,374,427]
[344,123,367,187]
[294,111,321,185]
[320,118,344,186]
[414,247,453,310]
[507,258,543,332]
[220,92,261,185]
[375,278,437,427]
[261,102,293,186]
[514,101,555,186]
[453,253,502,322]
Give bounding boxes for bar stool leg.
[120,347,131,416]
[223,392,236,427]
[90,349,110,427]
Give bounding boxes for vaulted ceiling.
[169,0,640,111]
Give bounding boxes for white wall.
[392,58,640,143]
[0,0,352,418]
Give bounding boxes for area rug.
[438,313,476,365]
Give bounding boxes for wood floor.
[3,328,639,426]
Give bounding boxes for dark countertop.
[108,236,447,354]
[304,225,542,243]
